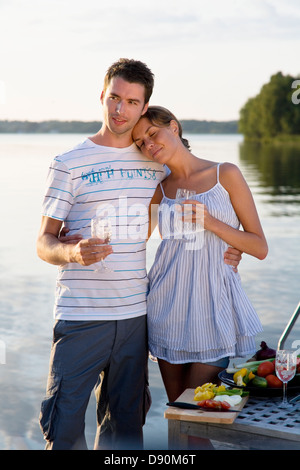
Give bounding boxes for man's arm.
[37,216,113,266]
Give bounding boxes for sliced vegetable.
[215,388,243,396]
[194,382,226,401]
[233,368,249,386]
[194,390,215,401]
[197,399,231,410]
[213,394,242,406]
[244,369,255,383]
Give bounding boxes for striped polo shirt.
[42,138,167,321]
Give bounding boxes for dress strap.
[159,182,166,197]
[216,162,223,183]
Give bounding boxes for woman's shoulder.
[219,162,243,180]
[219,162,247,192]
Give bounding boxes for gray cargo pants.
[39,316,151,450]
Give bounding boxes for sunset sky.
[1,0,299,122]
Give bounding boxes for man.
[37,59,167,450]
[37,58,241,450]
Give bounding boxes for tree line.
[239,71,300,141]
[3,72,299,141]
[0,119,238,134]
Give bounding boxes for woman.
[132,106,268,403]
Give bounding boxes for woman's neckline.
[162,181,223,200]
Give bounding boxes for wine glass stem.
[282,382,288,405]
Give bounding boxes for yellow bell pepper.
[193,382,228,401]
[233,368,255,386]
[194,382,216,401]
[244,370,255,383]
[194,389,215,401]
[233,368,248,386]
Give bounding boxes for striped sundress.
[147,163,263,363]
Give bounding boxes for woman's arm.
[147,184,163,240]
[189,163,268,260]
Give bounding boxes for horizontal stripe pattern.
[42,138,167,320]
[147,163,263,363]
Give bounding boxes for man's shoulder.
[56,138,92,161]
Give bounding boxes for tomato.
[198,399,219,409]
[197,399,231,410]
[220,401,231,410]
[257,361,275,377]
[265,374,283,388]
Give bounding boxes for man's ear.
[141,102,149,116]
[100,91,104,104]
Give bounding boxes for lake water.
[0,133,300,450]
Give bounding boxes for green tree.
[239,72,300,141]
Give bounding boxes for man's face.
[101,76,148,138]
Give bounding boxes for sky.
[0,0,300,122]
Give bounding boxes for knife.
[167,401,235,412]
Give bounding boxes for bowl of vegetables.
[219,342,300,397]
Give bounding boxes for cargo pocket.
[39,375,62,441]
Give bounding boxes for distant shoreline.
[0,119,239,134]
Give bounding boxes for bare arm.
[188,163,268,260]
[37,216,113,266]
[147,184,163,240]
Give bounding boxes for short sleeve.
[41,158,74,221]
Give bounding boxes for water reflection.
[239,141,300,217]
[1,134,300,450]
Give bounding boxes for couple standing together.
[37,58,268,450]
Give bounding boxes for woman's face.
[132,117,179,163]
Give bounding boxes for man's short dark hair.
[103,58,154,104]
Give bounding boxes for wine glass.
[275,349,297,408]
[176,188,197,202]
[91,215,113,272]
[175,188,196,236]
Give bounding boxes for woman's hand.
[181,200,243,272]
[181,199,213,229]
[59,226,83,244]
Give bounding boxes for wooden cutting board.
[164,388,248,424]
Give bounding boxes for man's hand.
[37,217,113,267]
[224,246,242,273]
[58,227,113,266]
